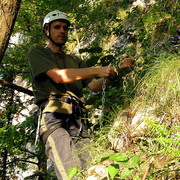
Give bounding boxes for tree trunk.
[0,0,21,64]
[2,148,8,180]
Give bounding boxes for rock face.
[131,0,156,8]
[108,104,155,152]
[86,165,107,180]
[86,159,115,180]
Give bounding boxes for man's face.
[49,20,69,46]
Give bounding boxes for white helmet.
[43,10,70,28]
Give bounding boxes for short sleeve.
[28,45,56,80]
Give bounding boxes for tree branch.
[21,148,38,157]
[4,158,38,166]
[0,79,34,96]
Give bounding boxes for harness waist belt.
[49,94,85,108]
[49,95,72,104]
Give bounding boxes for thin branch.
[21,148,38,157]
[142,156,154,180]
[0,79,34,96]
[5,159,38,166]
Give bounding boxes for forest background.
[0,0,179,179]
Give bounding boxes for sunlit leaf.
[128,156,140,168]
[108,164,119,180]
[68,165,79,180]
[109,153,129,162]
[120,168,133,179]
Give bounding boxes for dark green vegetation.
[0,0,179,179]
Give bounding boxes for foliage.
[68,165,80,180]
[138,52,180,105]
[136,52,180,177]
[84,50,180,180]
[100,151,141,179]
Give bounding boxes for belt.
[38,94,86,114]
[49,94,85,108]
[49,94,72,104]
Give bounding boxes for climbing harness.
[30,110,38,140]
[30,108,42,145]
[34,93,88,145]
[35,108,42,145]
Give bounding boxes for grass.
[81,51,180,179]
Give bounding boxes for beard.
[50,37,67,47]
[48,30,68,47]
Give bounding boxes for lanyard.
[49,48,66,68]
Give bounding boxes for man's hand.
[96,66,116,78]
[88,57,135,92]
[117,56,135,73]
[107,56,135,82]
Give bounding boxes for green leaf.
[79,48,89,53]
[79,47,102,54]
[88,47,103,53]
[86,56,100,67]
[108,164,119,180]
[100,150,115,162]
[109,153,129,162]
[0,127,7,134]
[119,161,129,166]
[128,156,140,168]
[120,168,133,179]
[100,55,115,66]
[68,166,79,180]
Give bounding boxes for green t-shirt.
[28,44,92,106]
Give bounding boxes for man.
[28,10,134,180]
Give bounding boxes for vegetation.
[0,0,179,179]
[88,51,180,180]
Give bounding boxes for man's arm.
[46,66,115,84]
[46,56,134,92]
[87,78,111,93]
[87,57,135,93]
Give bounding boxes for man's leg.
[74,137,92,169]
[40,112,81,180]
[45,128,81,180]
[68,118,92,169]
